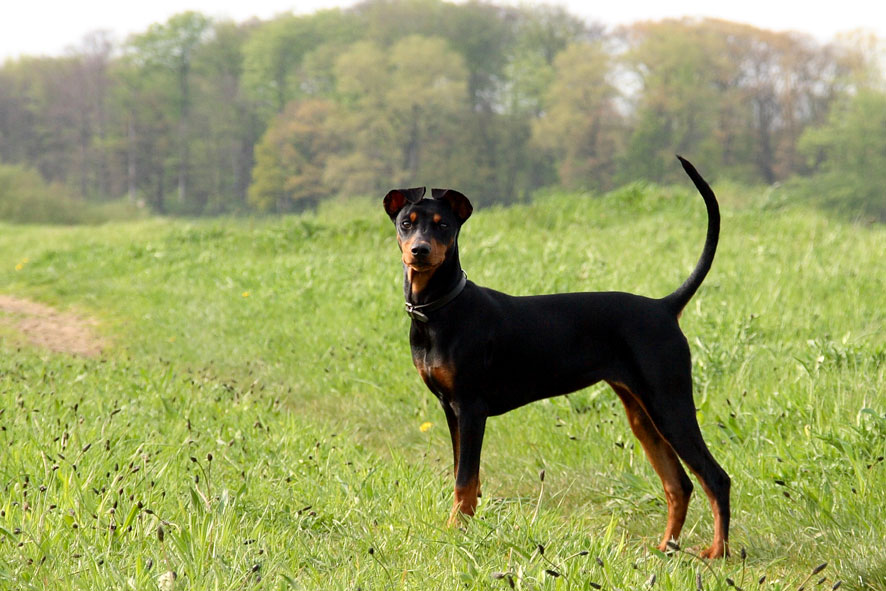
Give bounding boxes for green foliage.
[241,9,360,116]
[0,184,884,588]
[128,12,212,71]
[320,35,472,195]
[248,99,340,212]
[620,20,730,183]
[619,19,847,186]
[0,1,883,218]
[796,90,886,221]
[0,164,104,224]
[532,42,620,190]
[126,12,213,211]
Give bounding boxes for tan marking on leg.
[447,476,480,526]
[693,476,729,558]
[610,381,693,551]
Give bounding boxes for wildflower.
[242,291,250,298]
[420,422,433,432]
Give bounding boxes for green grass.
[0,184,884,590]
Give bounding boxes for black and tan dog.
[383,157,730,558]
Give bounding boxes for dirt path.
[0,295,103,357]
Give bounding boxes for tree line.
[0,0,883,217]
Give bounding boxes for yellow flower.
[419,421,433,433]
[15,257,28,271]
[241,291,250,298]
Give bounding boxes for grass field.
[1,183,884,590]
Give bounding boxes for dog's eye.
[400,220,413,230]
[438,222,449,229]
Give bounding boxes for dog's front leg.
[441,400,460,479]
[447,401,487,526]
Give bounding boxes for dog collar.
[404,271,467,323]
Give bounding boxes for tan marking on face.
[400,237,449,295]
[433,213,442,223]
[409,211,417,223]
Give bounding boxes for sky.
[1,0,884,61]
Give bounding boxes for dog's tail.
[662,156,720,316]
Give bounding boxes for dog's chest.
[412,352,456,399]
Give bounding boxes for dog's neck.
[403,249,464,308]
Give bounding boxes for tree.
[619,19,728,183]
[532,42,621,190]
[248,99,339,212]
[387,35,469,181]
[112,50,175,212]
[724,24,847,182]
[321,41,394,195]
[0,3,876,217]
[128,12,212,208]
[241,10,360,119]
[0,61,46,171]
[69,32,115,200]
[833,29,886,91]
[621,19,848,184]
[513,3,603,65]
[320,36,471,195]
[190,20,260,213]
[0,56,84,186]
[798,89,886,219]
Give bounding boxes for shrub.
[0,163,147,224]
[0,163,88,224]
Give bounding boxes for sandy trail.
[0,295,103,357]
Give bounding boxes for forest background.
[1,0,885,222]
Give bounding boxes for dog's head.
[383,187,472,276]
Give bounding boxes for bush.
[785,173,886,223]
[0,163,147,224]
[796,90,886,222]
[0,163,90,224]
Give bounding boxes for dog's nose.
[411,242,431,257]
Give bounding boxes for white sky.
[2,0,884,61]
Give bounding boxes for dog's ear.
[431,188,472,223]
[383,187,426,221]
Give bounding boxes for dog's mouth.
[403,258,441,272]
[400,237,449,273]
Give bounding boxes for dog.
[383,156,730,558]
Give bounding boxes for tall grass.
[0,184,883,589]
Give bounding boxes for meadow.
[0,182,884,590]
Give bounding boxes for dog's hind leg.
[633,375,730,558]
[610,381,694,551]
